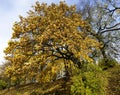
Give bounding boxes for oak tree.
[4,1,100,83]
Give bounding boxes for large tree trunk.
[100,47,107,59]
[70,55,82,69]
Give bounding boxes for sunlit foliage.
[4,1,100,83]
[71,64,108,95]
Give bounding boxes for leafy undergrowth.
[0,66,120,95]
[106,65,120,95]
[0,78,70,95]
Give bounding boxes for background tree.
[77,0,120,61]
[4,1,100,83]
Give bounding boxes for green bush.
[71,64,108,95]
[98,58,118,70]
[0,80,8,90]
[71,73,85,95]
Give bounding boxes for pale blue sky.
[0,0,79,64]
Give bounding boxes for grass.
[0,65,120,95]
[0,78,68,95]
[106,65,120,95]
[0,83,40,95]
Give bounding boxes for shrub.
[0,80,8,90]
[71,64,108,95]
[98,58,118,70]
[71,73,85,95]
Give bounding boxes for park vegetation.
[0,1,120,95]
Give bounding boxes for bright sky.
[0,0,79,64]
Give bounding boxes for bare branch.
[106,23,120,29]
[105,7,120,15]
[101,28,120,34]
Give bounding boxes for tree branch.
[106,23,120,29]
[101,28,120,34]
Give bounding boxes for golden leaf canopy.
[4,1,100,82]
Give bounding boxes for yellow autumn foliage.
[4,1,101,83]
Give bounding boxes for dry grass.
[106,65,120,95]
[0,78,68,95]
